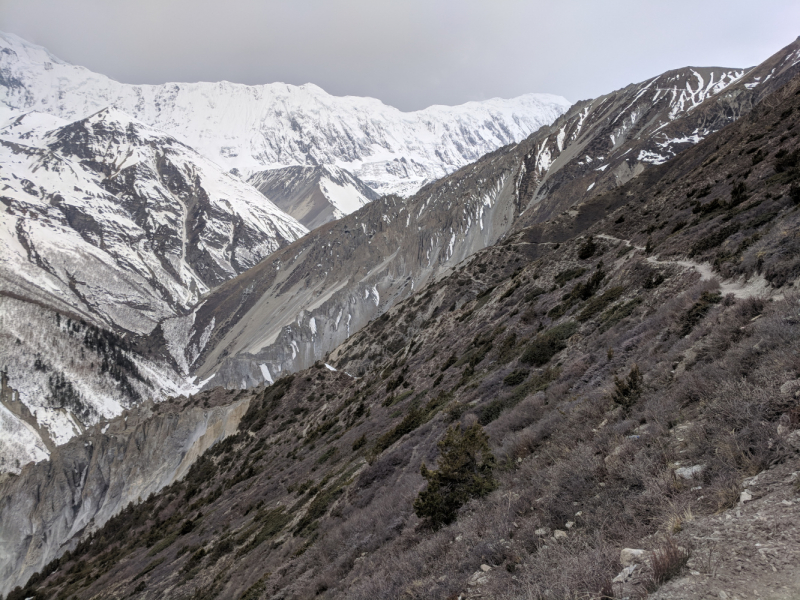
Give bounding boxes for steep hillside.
[0,32,571,197]
[0,386,253,596]
[174,38,800,392]
[8,69,800,600]
[512,36,800,228]
[247,165,379,230]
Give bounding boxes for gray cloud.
[1,0,797,110]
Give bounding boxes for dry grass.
[647,537,691,591]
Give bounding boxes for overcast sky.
[1,0,797,111]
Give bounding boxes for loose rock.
[675,464,706,480]
[620,548,646,567]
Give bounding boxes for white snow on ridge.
[0,107,307,334]
[0,32,571,198]
[318,168,372,216]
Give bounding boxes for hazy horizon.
[1,0,798,110]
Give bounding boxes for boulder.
[780,379,800,396]
[675,464,706,480]
[612,564,638,583]
[620,548,646,567]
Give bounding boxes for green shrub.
[577,286,625,321]
[599,298,642,332]
[577,236,597,260]
[689,223,740,256]
[237,508,291,554]
[479,367,559,425]
[554,267,586,287]
[643,273,665,289]
[503,369,529,386]
[790,183,800,205]
[413,423,497,530]
[524,287,546,302]
[679,291,722,336]
[611,365,643,411]
[729,181,748,207]
[520,321,579,366]
[373,392,451,454]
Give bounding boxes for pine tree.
[413,422,496,529]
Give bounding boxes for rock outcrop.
[0,388,251,596]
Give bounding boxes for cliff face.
[0,387,252,596]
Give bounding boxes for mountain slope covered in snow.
[0,107,307,334]
[0,107,307,472]
[247,165,379,229]
[0,32,571,197]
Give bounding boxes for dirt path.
[595,234,778,300]
[649,457,800,600]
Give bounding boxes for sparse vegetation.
[520,321,579,366]
[8,49,800,600]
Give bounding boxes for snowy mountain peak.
[0,30,67,68]
[0,31,571,197]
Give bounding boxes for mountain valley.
[1,28,800,600]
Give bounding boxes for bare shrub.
[708,472,741,512]
[647,537,690,590]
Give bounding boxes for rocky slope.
[9,68,800,600]
[510,36,800,230]
[0,107,306,471]
[173,38,800,392]
[247,165,379,230]
[0,387,252,597]
[0,32,571,197]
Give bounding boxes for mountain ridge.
[0,31,571,197]
[174,37,800,392]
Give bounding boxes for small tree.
[413,422,497,529]
[577,235,597,260]
[611,364,643,411]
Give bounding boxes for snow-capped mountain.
[0,107,307,335]
[0,32,571,197]
[511,45,800,229]
[247,165,379,229]
[0,107,307,471]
